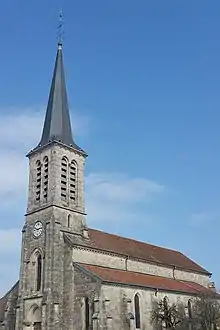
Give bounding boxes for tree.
[151,297,186,329]
[150,295,220,330]
[191,295,220,330]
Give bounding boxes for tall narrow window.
[188,300,192,319]
[134,294,141,329]
[188,299,193,330]
[61,157,68,200]
[43,157,49,200]
[69,160,77,202]
[67,214,71,228]
[85,297,90,330]
[36,161,41,201]
[36,254,42,291]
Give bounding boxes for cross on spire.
[57,9,64,46]
[30,20,86,155]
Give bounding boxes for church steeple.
[33,41,84,154]
[40,42,74,147]
[16,23,88,330]
[26,40,87,215]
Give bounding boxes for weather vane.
[57,9,64,45]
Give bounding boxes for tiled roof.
[72,228,210,274]
[77,263,215,296]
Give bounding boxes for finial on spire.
[57,8,64,48]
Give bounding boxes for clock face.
[33,221,43,238]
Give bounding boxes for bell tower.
[27,40,87,230]
[16,39,87,330]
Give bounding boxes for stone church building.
[0,40,217,330]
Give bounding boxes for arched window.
[134,294,141,329]
[69,160,77,202]
[67,214,71,228]
[43,157,48,200]
[188,299,192,319]
[85,297,90,330]
[36,161,41,201]
[28,250,43,292]
[61,157,68,200]
[36,254,42,291]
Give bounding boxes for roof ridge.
[88,227,182,254]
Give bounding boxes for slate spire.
[34,41,84,154]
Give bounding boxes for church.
[0,39,217,330]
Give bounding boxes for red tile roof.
[78,263,215,296]
[84,229,210,275]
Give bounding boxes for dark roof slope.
[65,229,210,275]
[77,263,215,296]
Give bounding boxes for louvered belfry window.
[69,160,77,202]
[43,157,49,200]
[61,157,68,199]
[36,161,42,201]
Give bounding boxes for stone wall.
[72,247,211,288]
[0,283,18,330]
[73,265,102,330]
[101,284,194,330]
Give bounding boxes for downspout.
[173,265,176,279]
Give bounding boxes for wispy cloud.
[0,229,21,296]
[0,106,164,296]
[190,211,220,226]
[85,172,164,225]
[0,106,89,150]
[0,106,89,216]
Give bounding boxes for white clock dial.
[33,221,43,238]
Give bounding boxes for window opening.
[36,254,42,291]
[36,161,41,201]
[134,294,141,329]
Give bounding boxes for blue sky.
[0,1,220,294]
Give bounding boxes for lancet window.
[85,297,90,330]
[36,254,42,291]
[134,293,141,329]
